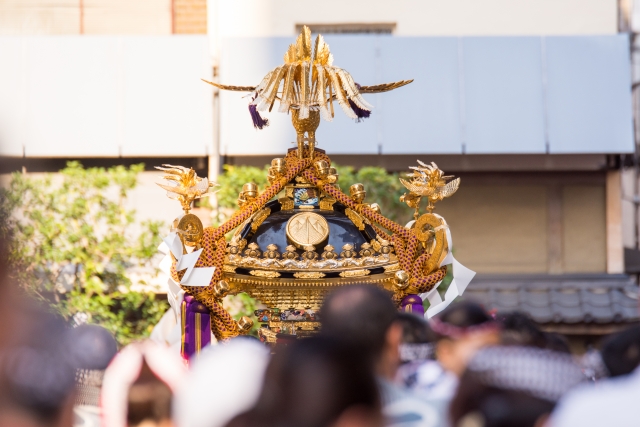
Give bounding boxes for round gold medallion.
[286,212,330,248]
[176,213,204,247]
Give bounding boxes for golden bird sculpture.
[155,164,217,214]
[202,25,413,159]
[400,161,460,218]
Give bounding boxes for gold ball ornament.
[213,280,230,299]
[237,316,254,334]
[394,270,410,290]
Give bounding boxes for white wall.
[210,0,617,39]
[0,36,213,157]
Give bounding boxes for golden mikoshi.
[158,26,465,347]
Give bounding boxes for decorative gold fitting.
[314,160,330,178]
[350,183,366,204]
[326,167,339,184]
[213,280,230,299]
[242,182,259,199]
[369,203,381,214]
[271,158,286,173]
[393,270,410,290]
[237,316,254,334]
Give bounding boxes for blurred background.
[0,0,639,350]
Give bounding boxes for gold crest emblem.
[286,212,330,248]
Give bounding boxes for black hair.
[498,312,547,349]
[395,312,435,344]
[0,301,77,424]
[321,285,397,361]
[544,333,571,354]
[600,324,640,377]
[70,324,119,370]
[227,336,380,427]
[450,369,554,427]
[434,301,493,341]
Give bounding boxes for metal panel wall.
[462,37,546,154]
[545,35,634,154]
[379,37,462,154]
[121,36,213,156]
[220,35,632,156]
[219,37,295,156]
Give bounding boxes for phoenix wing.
[438,178,460,199]
[201,79,256,92]
[358,79,414,93]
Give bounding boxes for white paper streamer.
[151,232,217,350]
[420,214,476,318]
[159,232,215,289]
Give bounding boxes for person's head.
[227,336,382,427]
[543,333,571,354]
[450,346,585,427]
[498,312,546,349]
[321,285,402,378]
[431,301,500,377]
[70,324,119,408]
[396,312,435,363]
[600,324,640,377]
[0,302,77,427]
[71,324,118,370]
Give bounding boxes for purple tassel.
[248,103,269,130]
[181,295,211,360]
[348,99,371,122]
[401,294,425,316]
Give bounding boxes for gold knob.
[271,158,286,174]
[314,160,330,178]
[242,182,258,199]
[349,183,366,204]
[394,270,410,290]
[213,280,229,299]
[237,316,254,334]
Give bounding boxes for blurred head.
[71,324,118,370]
[0,301,77,427]
[102,341,185,427]
[498,312,546,349]
[396,312,435,363]
[432,301,500,377]
[227,336,382,427]
[450,346,585,427]
[600,324,640,377]
[173,337,270,427]
[321,285,402,378]
[70,324,119,408]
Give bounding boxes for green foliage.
[1,162,168,345]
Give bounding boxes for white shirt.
[550,366,640,427]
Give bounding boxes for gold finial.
[201,25,413,159]
[400,161,460,219]
[156,164,217,214]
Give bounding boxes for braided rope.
[410,266,447,294]
[173,148,453,337]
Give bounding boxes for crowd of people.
[1,280,639,427]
